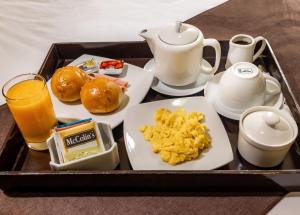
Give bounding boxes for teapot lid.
[158,21,199,45]
[242,107,293,147]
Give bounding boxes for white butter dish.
[47,122,119,171]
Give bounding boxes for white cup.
[218,62,281,112]
[225,34,266,69]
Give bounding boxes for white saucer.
[144,58,213,96]
[204,72,284,120]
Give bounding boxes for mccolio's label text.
[64,129,96,148]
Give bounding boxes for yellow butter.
[56,121,104,163]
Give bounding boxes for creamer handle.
[253,36,266,61]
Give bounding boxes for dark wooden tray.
[0,41,300,194]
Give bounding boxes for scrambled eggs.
[139,108,211,165]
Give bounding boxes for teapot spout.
[139,29,156,56]
[139,29,152,40]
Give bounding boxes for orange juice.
[4,74,57,150]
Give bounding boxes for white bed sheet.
[268,193,300,215]
[0,0,227,104]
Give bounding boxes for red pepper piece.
[110,61,117,66]
[115,63,123,69]
[100,62,108,69]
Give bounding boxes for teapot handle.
[202,38,221,74]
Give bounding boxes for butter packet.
[76,58,98,74]
[53,118,105,164]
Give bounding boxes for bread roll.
[51,66,88,102]
[80,78,123,113]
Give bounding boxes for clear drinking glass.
[2,73,57,150]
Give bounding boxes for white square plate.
[124,96,233,170]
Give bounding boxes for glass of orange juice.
[2,73,57,151]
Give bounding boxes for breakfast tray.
[0,41,300,194]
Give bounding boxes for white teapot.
[140,22,221,86]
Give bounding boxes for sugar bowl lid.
[240,106,297,150]
[158,21,199,45]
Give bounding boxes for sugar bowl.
[238,106,298,167]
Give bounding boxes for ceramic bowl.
[238,106,298,167]
[47,122,119,171]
